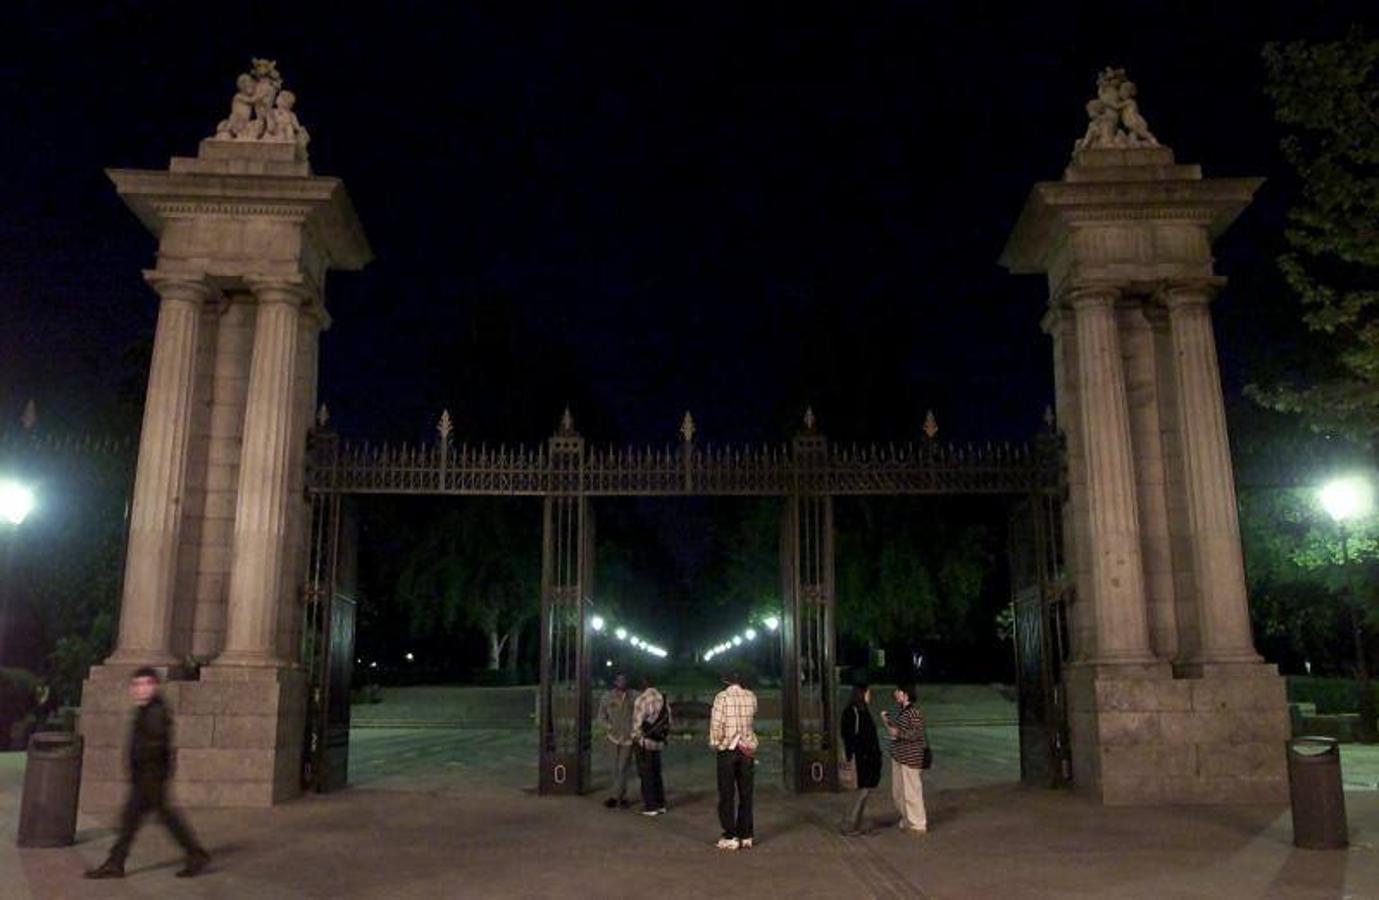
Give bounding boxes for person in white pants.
[881,682,928,833]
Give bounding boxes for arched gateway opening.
[79,63,1288,811]
[299,409,1064,796]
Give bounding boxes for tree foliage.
[834,499,995,650]
[1249,31,1379,443]
[1239,483,1376,674]
[391,499,540,670]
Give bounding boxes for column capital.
[244,274,330,328]
[1158,277,1228,309]
[244,274,318,305]
[142,270,216,304]
[1061,283,1122,310]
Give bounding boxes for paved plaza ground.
[3,685,1378,898]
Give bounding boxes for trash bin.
[17,732,84,848]
[1287,735,1347,850]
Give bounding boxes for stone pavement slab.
[5,726,1378,899]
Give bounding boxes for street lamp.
[1321,476,1373,525]
[1320,474,1377,742]
[0,478,35,667]
[0,479,34,526]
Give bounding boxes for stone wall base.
[1066,662,1288,805]
[79,664,306,811]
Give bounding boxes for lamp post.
[0,478,36,668]
[1320,475,1377,743]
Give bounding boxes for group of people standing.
[598,671,928,849]
[839,682,929,835]
[596,672,671,815]
[596,670,758,849]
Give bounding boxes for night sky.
[4,3,1377,668]
[5,1,1370,447]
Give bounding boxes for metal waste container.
[17,732,84,848]
[1287,736,1347,850]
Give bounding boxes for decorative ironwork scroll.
[306,427,1060,499]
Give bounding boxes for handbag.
[642,703,671,743]
[839,757,858,790]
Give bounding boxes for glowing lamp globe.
[0,480,34,526]
[1320,476,1374,523]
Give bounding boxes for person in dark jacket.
[839,684,882,835]
[86,668,209,880]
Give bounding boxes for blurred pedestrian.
[85,668,209,879]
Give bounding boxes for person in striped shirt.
[709,671,759,849]
[881,682,928,833]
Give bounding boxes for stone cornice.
[107,168,372,271]
[1000,175,1262,275]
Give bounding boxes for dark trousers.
[636,745,666,810]
[716,749,754,839]
[108,777,204,866]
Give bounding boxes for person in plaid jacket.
[709,671,759,849]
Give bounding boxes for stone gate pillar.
[80,61,371,810]
[1001,68,1287,804]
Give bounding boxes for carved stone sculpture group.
[1075,66,1159,152]
[212,58,310,152]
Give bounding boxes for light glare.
[1321,476,1374,523]
[0,480,35,526]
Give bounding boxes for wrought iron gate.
[302,488,358,793]
[304,407,1062,796]
[780,430,839,792]
[538,423,595,794]
[1008,492,1070,788]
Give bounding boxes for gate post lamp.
[1320,474,1377,742]
[0,478,36,667]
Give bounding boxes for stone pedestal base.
[1066,662,1288,805]
[79,665,305,811]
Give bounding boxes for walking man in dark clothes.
[86,668,210,879]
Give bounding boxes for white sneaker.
[715,838,740,850]
[641,809,664,817]
[739,838,754,849]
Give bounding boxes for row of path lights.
[702,614,779,663]
[589,615,669,667]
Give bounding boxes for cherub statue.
[1115,78,1158,146]
[245,59,281,136]
[1075,96,1120,151]
[214,73,256,139]
[267,90,310,150]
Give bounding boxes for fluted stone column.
[1164,282,1262,666]
[1069,285,1155,664]
[108,273,212,666]
[217,278,314,667]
